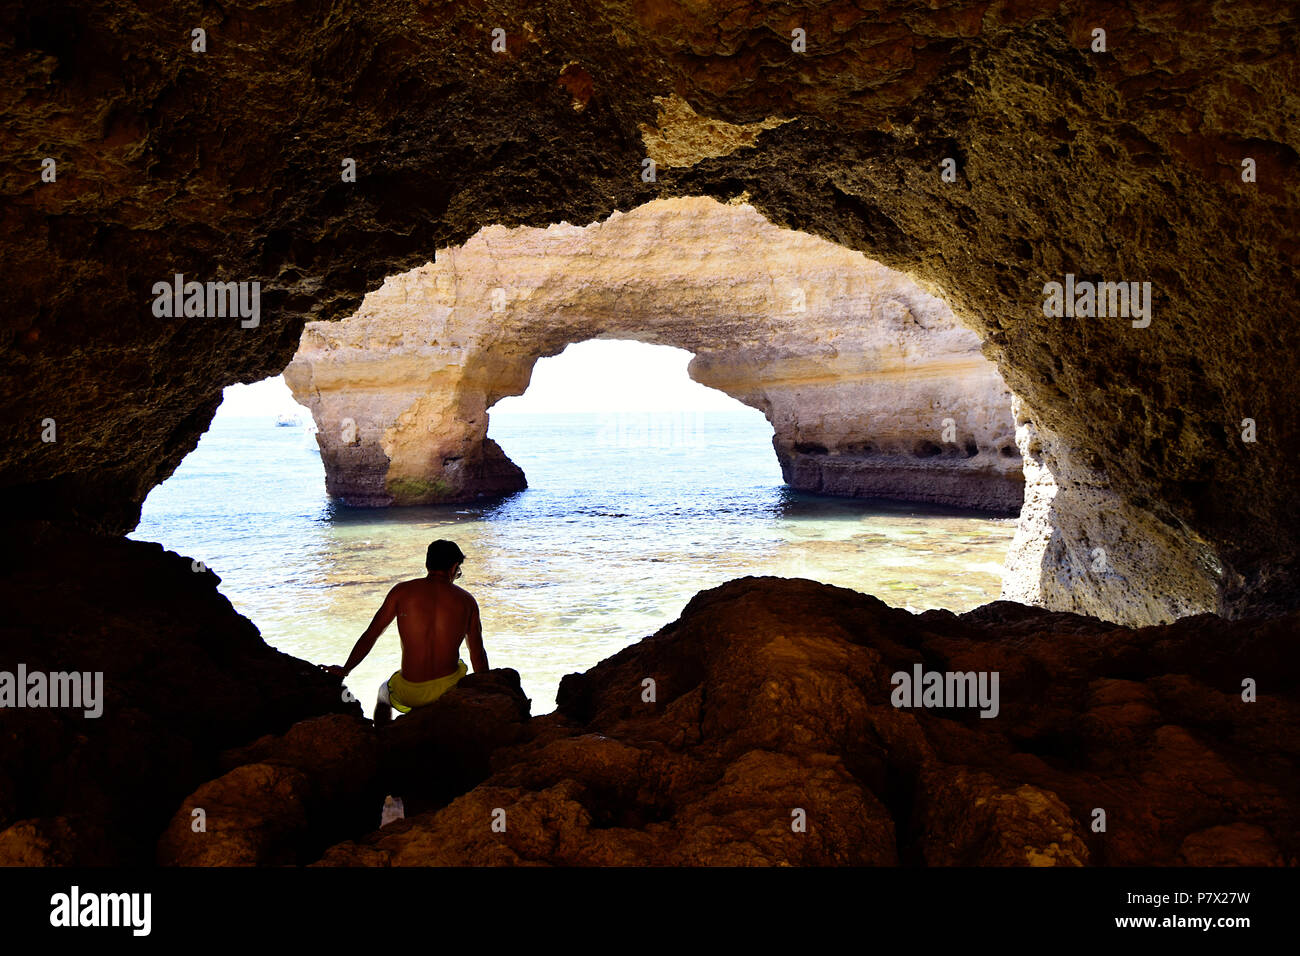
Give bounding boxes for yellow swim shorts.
[384,659,468,714]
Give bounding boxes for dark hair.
[426,539,466,572]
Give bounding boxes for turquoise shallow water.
[130,407,1017,714]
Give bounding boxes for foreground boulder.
[318,577,1300,866]
[0,523,357,865]
[378,669,532,816]
[157,672,532,865]
[156,713,379,866]
[156,762,315,867]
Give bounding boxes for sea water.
[130,409,1017,714]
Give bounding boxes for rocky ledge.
[134,577,1300,867]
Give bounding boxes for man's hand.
[319,664,346,678]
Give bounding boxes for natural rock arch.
[285,197,1022,514]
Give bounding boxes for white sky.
[494,340,744,413]
[218,339,748,417]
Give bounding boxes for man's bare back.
[388,575,486,681]
[321,539,488,724]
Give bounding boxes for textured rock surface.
[316,578,1300,867]
[378,669,533,816]
[156,671,533,865]
[155,762,315,867]
[1001,397,1223,624]
[0,523,358,865]
[4,532,1295,867]
[156,713,381,866]
[285,197,1021,513]
[0,1,1296,621]
[2,0,1299,868]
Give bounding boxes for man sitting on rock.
[321,539,489,726]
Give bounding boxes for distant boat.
[275,412,303,427]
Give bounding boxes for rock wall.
[285,197,1022,513]
[0,523,358,865]
[0,5,1296,641]
[1001,398,1223,625]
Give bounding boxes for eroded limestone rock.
[156,671,535,865]
[156,713,382,866]
[285,197,1022,513]
[156,762,314,867]
[1001,398,1222,624]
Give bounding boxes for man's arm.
[465,594,489,674]
[322,586,400,678]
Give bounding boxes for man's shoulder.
[452,583,478,604]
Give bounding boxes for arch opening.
[133,335,1017,714]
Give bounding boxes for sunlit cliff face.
[284,197,1022,514]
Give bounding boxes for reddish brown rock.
[915,768,1090,866]
[1178,824,1285,867]
[0,816,111,866]
[156,671,534,865]
[156,763,312,867]
[317,578,1300,866]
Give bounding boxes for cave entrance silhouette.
[130,343,1017,716]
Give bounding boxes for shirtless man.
[321,540,488,725]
